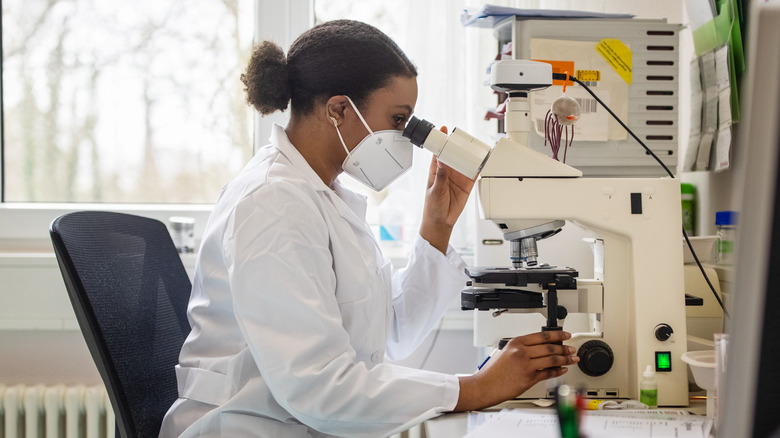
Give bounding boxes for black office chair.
[50,211,192,438]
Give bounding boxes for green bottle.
[640,365,658,408]
[681,183,696,235]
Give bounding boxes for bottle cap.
[680,183,696,195]
[644,364,655,377]
[715,210,738,226]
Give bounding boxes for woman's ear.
[325,95,350,127]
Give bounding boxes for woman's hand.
[419,127,477,254]
[453,331,580,412]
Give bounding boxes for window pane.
[2,0,254,203]
[313,0,478,256]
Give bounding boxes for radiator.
[0,385,114,438]
[0,384,425,438]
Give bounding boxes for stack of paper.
[465,409,713,438]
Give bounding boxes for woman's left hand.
[419,127,477,254]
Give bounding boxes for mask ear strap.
[331,116,351,156]
[345,96,376,138]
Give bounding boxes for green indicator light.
[655,351,672,371]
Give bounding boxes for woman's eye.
[393,115,406,126]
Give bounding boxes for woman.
[160,19,579,438]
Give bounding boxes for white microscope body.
[472,60,689,406]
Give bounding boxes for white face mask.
[332,96,414,191]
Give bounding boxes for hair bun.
[241,41,290,115]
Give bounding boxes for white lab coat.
[159,124,467,438]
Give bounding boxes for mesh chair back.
[50,211,192,438]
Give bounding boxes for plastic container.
[640,365,658,408]
[715,211,738,264]
[681,183,696,235]
[682,235,718,263]
[377,194,405,247]
[682,350,717,417]
[169,216,195,253]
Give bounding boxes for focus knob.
[655,323,674,341]
[577,340,614,377]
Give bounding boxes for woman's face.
[349,75,418,139]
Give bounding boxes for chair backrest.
[50,211,192,438]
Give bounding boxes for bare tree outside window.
[2,0,254,203]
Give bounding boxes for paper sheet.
[684,58,703,172]
[530,38,628,142]
[696,51,719,170]
[689,43,733,172]
[461,5,633,27]
[714,45,732,171]
[715,127,731,171]
[465,409,713,438]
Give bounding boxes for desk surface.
[425,398,708,437]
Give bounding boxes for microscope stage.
[462,266,580,311]
[461,287,545,310]
[466,266,579,288]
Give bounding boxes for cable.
[684,228,729,317]
[551,72,729,316]
[553,73,674,178]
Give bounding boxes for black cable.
[553,72,675,178]
[684,227,728,317]
[552,72,729,316]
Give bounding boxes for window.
[313,0,492,258]
[1,0,254,203]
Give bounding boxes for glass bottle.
[715,211,738,265]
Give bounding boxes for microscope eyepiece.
[402,116,435,147]
[402,115,493,180]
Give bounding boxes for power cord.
[552,72,729,317]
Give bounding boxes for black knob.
[557,306,568,320]
[655,323,674,341]
[577,340,614,377]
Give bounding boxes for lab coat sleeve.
[385,235,469,361]
[228,183,459,437]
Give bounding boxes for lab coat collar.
[270,123,369,226]
[270,123,332,193]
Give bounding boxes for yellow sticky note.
[596,39,632,85]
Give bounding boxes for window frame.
[0,0,313,251]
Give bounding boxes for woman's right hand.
[453,331,579,412]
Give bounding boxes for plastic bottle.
[715,211,738,265]
[169,216,196,253]
[640,365,658,408]
[377,193,404,248]
[681,183,696,235]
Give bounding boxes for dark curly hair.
[240,20,417,115]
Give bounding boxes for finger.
[527,330,571,345]
[524,367,569,391]
[512,331,572,347]
[427,155,438,188]
[530,353,580,370]
[521,344,577,359]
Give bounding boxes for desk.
[425,398,708,437]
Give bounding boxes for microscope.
[403,60,689,406]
